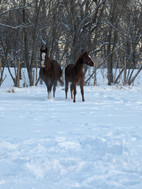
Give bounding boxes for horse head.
[82,51,94,67]
[40,47,48,68]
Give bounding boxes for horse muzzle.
[41,60,45,68]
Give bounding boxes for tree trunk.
[107,30,113,85]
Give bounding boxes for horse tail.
[59,78,64,86]
[58,67,64,86]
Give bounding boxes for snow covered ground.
[0,69,142,189]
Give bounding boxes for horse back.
[65,64,84,83]
[65,64,75,82]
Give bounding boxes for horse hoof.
[48,92,52,99]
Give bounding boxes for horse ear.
[45,47,48,52]
[40,45,44,51]
[84,51,89,56]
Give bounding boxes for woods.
[0,0,142,87]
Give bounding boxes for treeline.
[0,0,142,86]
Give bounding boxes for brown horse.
[39,47,63,98]
[65,51,94,102]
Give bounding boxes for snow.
[0,70,142,189]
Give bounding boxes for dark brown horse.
[39,47,63,98]
[65,51,94,102]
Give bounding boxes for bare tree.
[0,0,141,87]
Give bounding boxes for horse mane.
[74,51,89,65]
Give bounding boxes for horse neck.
[75,58,84,72]
[45,57,52,69]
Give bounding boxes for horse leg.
[47,83,52,99]
[53,82,57,97]
[70,84,73,99]
[73,83,77,103]
[80,80,85,102]
[45,83,50,99]
[65,80,68,99]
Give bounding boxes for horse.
[65,51,94,102]
[39,47,63,98]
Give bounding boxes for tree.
[0,0,141,87]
